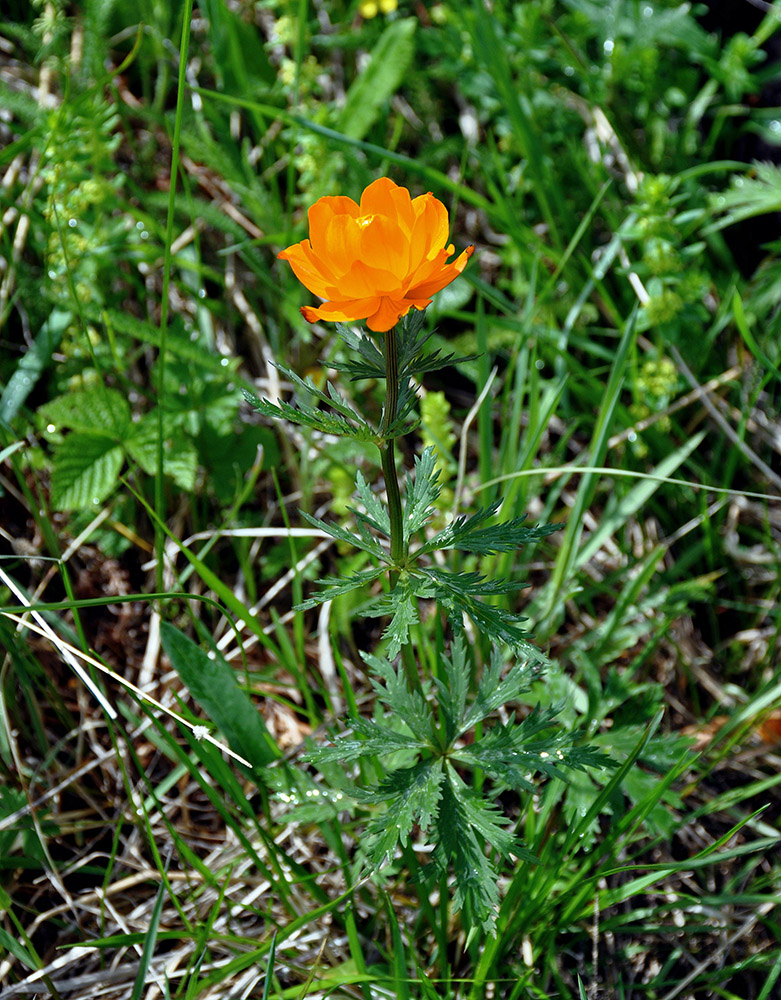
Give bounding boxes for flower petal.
[407,245,474,298]
[332,259,403,299]
[358,214,409,278]
[408,193,449,271]
[322,213,364,275]
[366,296,412,332]
[301,296,380,324]
[278,239,334,299]
[308,196,360,258]
[360,178,401,220]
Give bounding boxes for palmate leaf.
[431,776,518,934]
[421,567,547,664]
[420,505,563,556]
[303,715,427,765]
[361,651,438,746]
[455,713,616,788]
[294,566,385,611]
[462,649,537,732]
[361,758,445,866]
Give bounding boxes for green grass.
[1,0,781,997]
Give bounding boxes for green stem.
[379,326,420,692]
[379,326,405,567]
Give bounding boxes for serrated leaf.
[364,578,419,659]
[434,781,502,933]
[332,324,386,380]
[339,18,417,141]
[403,447,441,541]
[453,708,561,789]
[421,506,563,556]
[433,640,471,744]
[275,363,376,432]
[448,766,519,855]
[304,716,426,765]
[125,411,198,490]
[361,651,437,746]
[295,566,384,611]
[351,470,391,537]
[51,433,124,510]
[363,758,444,865]
[422,567,547,662]
[298,509,387,561]
[244,390,376,441]
[462,651,537,731]
[38,387,131,437]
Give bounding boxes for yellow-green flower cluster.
[359,0,398,18]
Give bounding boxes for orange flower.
[278,177,474,333]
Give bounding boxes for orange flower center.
[356,214,375,228]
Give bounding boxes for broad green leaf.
[37,387,131,437]
[125,411,198,490]
[50,433,124,510]
[160,622,280,775]
[0,309,70,430]
[339,19,417,141]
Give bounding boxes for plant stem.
[379,325,420,692]
[380,325,405,567]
